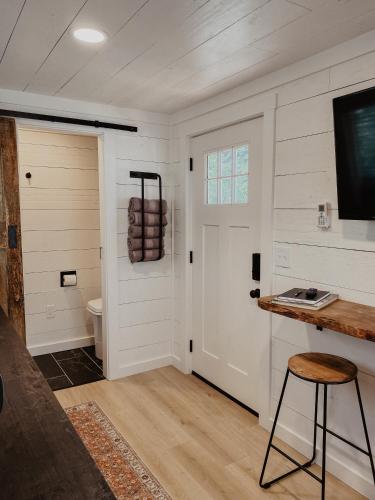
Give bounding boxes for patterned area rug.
[66,401,171,500]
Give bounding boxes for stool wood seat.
[288,352,358,385]
[259,352,375,499]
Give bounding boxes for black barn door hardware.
[0,109,137,133]
[129,171,163,261]
[8,225,17,249]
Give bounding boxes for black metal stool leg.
[354,377,375,484]
[259,369,290,488]
[308,383,319,467]
[260,374,322,489]
[321,384,328,500]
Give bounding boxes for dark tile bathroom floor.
[34,346,104,391]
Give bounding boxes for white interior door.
[191,118,263,411]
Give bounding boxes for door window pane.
[235,145,249,175]
[220,178,232,204]
[234,175,248,204]
[207,152,218,178]
[207,179,218,204]
[220,149,232,177]
[204,144,249,205]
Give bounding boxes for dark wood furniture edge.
[258,296,375,342]
[0,308,114,499]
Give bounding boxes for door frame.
[13,118,117,380]
[176,92,276,429]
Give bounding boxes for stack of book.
[272,288,338,310]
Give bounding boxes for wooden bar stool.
[259,353,375,499]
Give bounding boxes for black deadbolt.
[25,172,31,179]
[252,253,261,281]
[250,288,260,299]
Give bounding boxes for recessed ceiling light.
[73,28,106,44]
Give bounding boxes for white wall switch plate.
[275,246,290,268]
[46,304,55,318]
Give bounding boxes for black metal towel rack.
[129,171,163,261]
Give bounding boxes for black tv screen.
[333,86,375,220]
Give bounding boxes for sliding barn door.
[0,118,25,341]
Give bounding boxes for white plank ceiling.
[1,0,375,113]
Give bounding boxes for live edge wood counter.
[0,309,114,500]
[258,296,375,342]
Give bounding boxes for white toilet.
[87,298,103,360]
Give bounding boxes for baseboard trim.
[113,355,173,379]
[273,419,374,498]
[170,354,185,372]
[27,336,94,356]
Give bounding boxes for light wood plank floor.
[56,366,365,499]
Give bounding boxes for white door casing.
[191,118,263,411]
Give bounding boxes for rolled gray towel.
[128,225,166,238]
[128,211,167,227]
[129,197,167,214]
[129,248,165,263]
[127,237,164,251]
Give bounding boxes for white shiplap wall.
[18,129,101,355]
[0,88,175,378]
[171,40,375,497]
[115,129,174,376]
[271,65,375,496]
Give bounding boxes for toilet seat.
[87,298,102,315]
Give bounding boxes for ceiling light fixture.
[73,28,106,43]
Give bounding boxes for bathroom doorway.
[16,125,106,390]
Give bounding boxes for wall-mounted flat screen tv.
[333,86,375,220]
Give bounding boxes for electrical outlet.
[46,304,55,318]
[275,246,290,268]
